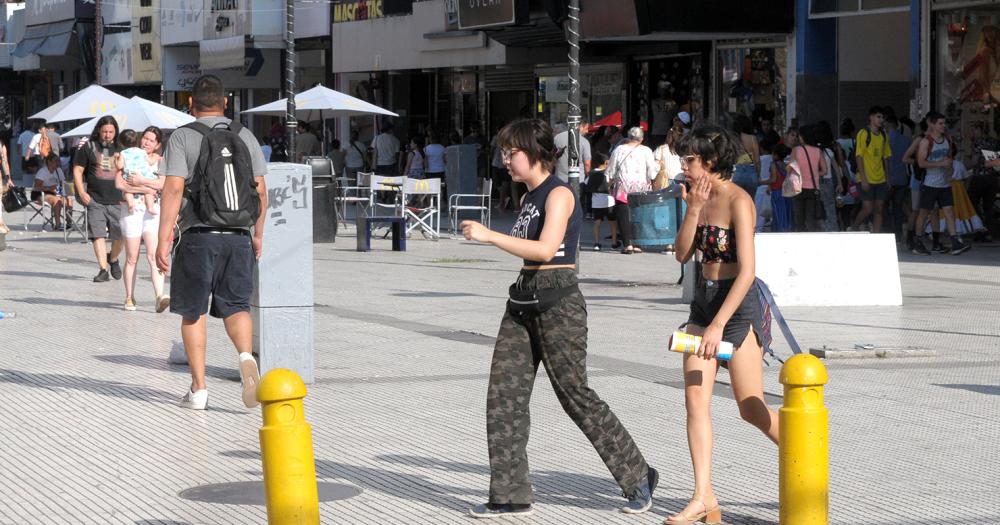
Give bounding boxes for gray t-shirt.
[553,130,591,183]
[164,116,267,232]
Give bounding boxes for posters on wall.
[102,32,133,86]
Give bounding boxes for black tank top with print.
[510,173,581,266]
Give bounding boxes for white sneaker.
[180,388,208,410]
[239,354,260,409]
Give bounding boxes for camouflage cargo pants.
[487,269,649,505]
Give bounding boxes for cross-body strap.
[801,146,820,189]
[755,278,802,361]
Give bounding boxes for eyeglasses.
[501,148,521,161]
[680,155,700,165]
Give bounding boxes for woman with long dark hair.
[669,125,778,525]
[460,119,658,519]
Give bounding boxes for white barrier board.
[754,232,902,306]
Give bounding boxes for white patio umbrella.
[243,85,397,157]
[61,96,196,138]
[242,85,398,121]
[29,85,130,124]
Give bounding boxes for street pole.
[285,0,296,162]
[95,0,102,85]
[565,0,581,265]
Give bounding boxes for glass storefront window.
[536,68,624,129]
[934,8,1000,156]
[717,46,787,134]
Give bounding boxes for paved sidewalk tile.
[0,227,998,524]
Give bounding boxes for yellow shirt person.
[855,127,891,185]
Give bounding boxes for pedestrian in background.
[792,124,828,232]
[606,125,658,254]
[460,119,658,519]
[371,121,401,175]
[0,131,14,234]
[328,138,346,176]
[156,74,268,411]
[851,106,891,233]
[72,115,124,283]
[344,129,368,182]
[731,115,761,197]
[670,125,778,525]
[815,121,843,232]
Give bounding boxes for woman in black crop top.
[666,126,778,525]
[460,119,658,519]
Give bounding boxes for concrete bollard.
[258,368,319,525]
[779,353,829,525]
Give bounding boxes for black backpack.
[184,121,260,228]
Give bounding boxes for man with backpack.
[155,75,269,411]
[851,106,892,233]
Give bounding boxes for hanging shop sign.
[457,0,528,30]
[133,0,162,83]
[163,46,279,91]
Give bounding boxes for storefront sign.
[133,1,162,83]
[163,46,279,91]
[457,0,522,30]
[161,0,205,45]
[25,0,94,26]
[542,76,571,103]
[333,0,384,23]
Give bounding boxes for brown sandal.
[663,500,722,525]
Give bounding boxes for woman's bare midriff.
[522,264,577,271]
[701,261,740,281]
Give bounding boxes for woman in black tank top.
[461,120,658,519]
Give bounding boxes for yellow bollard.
[778,354,829,525]
[258,368,320,525]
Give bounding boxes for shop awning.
[12,20,75,58]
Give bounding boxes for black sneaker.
[951,238,971,255]
[593,243,601,252]
[108,258,122,280]
[611,240,623,250]
[93,268,110,282]
[911,240,931,255]
[469,503,534,519]
[621,466,658,514]
[931,243,949,254]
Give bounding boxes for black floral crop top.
[695,224,737,264]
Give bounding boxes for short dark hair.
[773,143,791,160]
[332,138,341,149]
[89,115,120,145]
[840,118,856,137]
[411,134,425,149]
[674,124,742,179]
[732,114,754,135]
[191,74,225,111]
[118,129,139,149]
[44,152,59,164]
[496,118,558,173]
[868,106,884,116]
[925,110,946,124]
[799,124,819,147]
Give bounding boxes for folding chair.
[404,177,441,239]
[449,178,492,233]
[334,171,371,227]
[62,182,87,243]
[23,189,56,231]
[368,175,406,218]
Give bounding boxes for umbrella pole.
[322,110,327,156]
